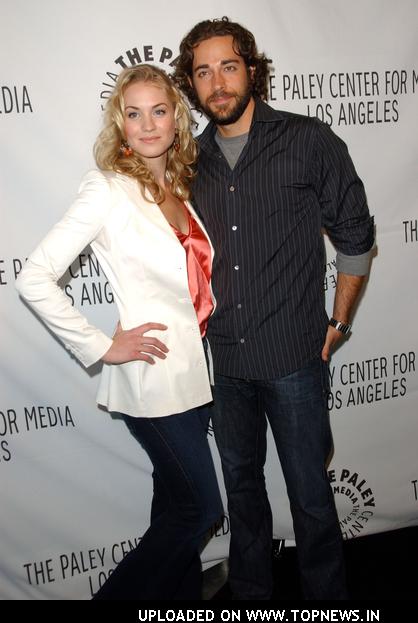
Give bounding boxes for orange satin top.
[171,211,214,337]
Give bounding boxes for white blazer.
[16,169,215,418]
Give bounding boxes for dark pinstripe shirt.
[193,98,374,380]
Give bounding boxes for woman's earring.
[120,141,133,157]
[173,131,180,152]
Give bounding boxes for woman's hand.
[102,322,169,365]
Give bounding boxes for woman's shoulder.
[80,168,120,185]
[78,169,140,196]
[76,168,113,190]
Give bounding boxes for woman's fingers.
[103,321,170,365]
[138,344,168,360]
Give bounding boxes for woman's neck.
[143,154,167,188]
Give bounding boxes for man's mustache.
[208,90,235,103]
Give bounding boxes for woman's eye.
[127,111,139,119]
[154,108,166,116]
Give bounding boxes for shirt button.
[240,338,245,344]
[237,303,242,309]
[229,185,235,192]
[234,265,239,270]
[232,225,238,231]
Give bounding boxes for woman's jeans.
[93,405,223,600]
[211,357,347,600]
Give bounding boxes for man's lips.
[209,93,233,105]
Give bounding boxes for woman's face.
[123,81,176,164]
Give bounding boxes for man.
[174,17,374,600]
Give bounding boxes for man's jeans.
[211,357,347,600]
[93,406,223,600]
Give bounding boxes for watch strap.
[329,317,352,334]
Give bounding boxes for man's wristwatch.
[329,317,352,335]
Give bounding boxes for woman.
[16,64,223,600]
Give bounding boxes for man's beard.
[200,79,253,126]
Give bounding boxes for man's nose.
[211,69,226,91]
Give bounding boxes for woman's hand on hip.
[102,322,169,365]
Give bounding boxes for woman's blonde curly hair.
[94,64,197,203]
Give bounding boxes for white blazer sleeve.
[16,170,114,367]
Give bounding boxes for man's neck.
[216,97,255,138]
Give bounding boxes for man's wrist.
[329,317,352,335]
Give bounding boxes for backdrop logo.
[403,219,418,243]
[0,405,75,464]
[327,351,415,411]
[324,257,337,291]
[278,68,418,127]
[99,44,179,111]
[328,467,375,539]
[412,480,418,502]
[61,251,114,308]
[1,85,33,114]
[209,514,230,539]
[22,534,142,597]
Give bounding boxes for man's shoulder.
[275,108,314,122]
[265,105,323,131]
[269,107,341,150]
[254,98,317,125]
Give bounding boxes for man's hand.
[322,272,366,361]
[321,325,344,362]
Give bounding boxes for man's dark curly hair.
[173,16,270,109]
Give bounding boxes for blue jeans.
[93,406,223,600]
[211,357,347,600]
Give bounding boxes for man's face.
[191,35,253,126]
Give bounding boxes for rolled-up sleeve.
[312,120,375,255]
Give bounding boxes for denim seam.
[147,419,200,506]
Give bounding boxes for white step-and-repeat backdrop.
[1,0,417,599]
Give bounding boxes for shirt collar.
[198,97,285,154]
[251,97,286,124]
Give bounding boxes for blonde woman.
[16,64,222,600]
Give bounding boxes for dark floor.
[208,525,418,601]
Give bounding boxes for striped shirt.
[192,98,374,380]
